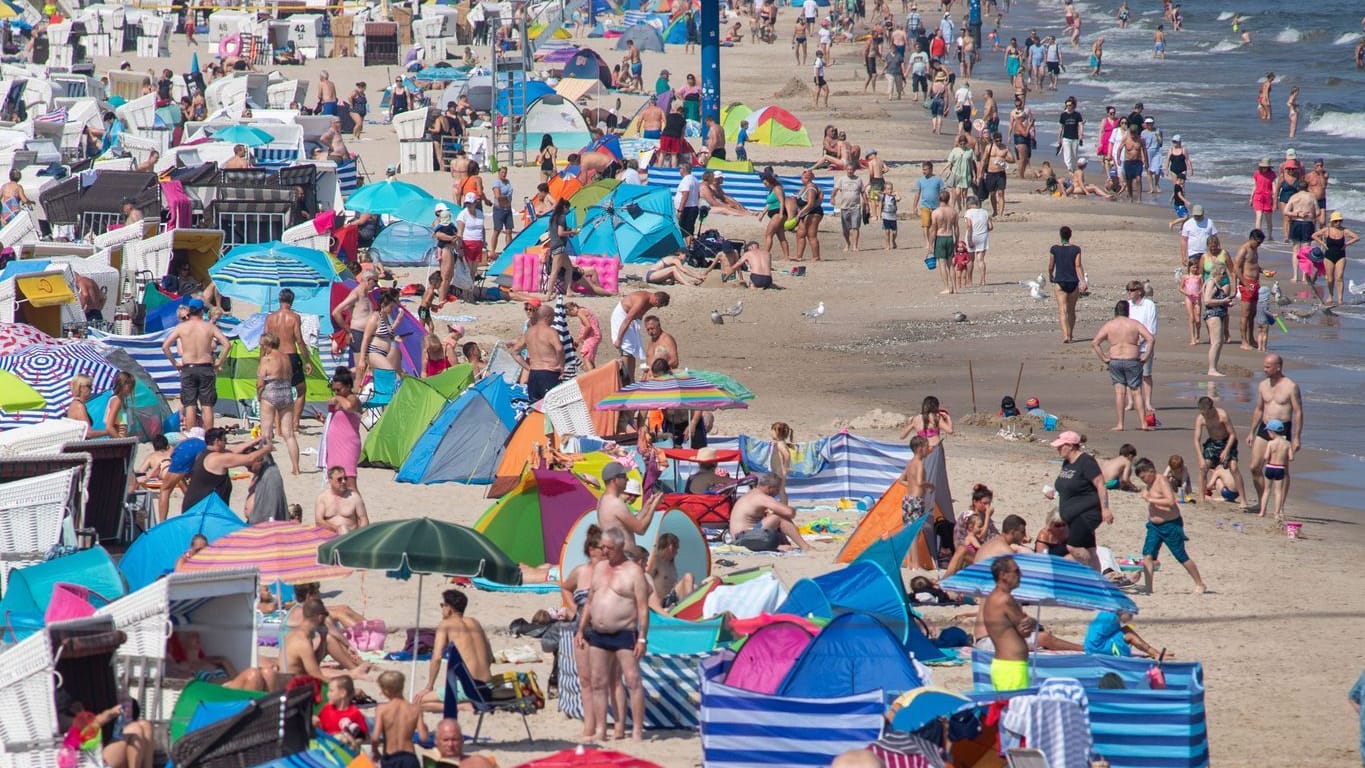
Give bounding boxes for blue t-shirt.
[169,437,207,475]
[737,128,748,146]
[968,0,981,25]
[916,176,944,210]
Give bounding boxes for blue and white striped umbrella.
[940,553,1138,614]
[0,341,120,426]
[208,242,339,311]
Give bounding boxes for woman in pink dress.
[1097,106,1119,170]
[320,367,363,490]
[564,301,601,369]
[1250,157,1277,240]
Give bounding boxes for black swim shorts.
[288,353,305,387]
[179,363,218,407]
[585,626,638,652]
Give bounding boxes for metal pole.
[699,0,720,140]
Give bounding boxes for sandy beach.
[96,8,1365,766]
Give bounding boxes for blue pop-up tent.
[119,495,246,590]
[396,375,523,485]
[777,612,924,699]
[0,547,127,639]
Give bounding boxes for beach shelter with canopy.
[488,409,549,496]
[474,468,599,566]
[360,364,475,469]
[213,338,332,420]
[485,215,550,284]
[720,103,753,142]
[119,495,246,591]
[395,375,522,486]
[560,508,709,583]
[0,547,126,640]
[568,178,621,220]
[516,94,593,154]
[776,612,924,698]
[839,479,947,568]
[746,105,812,147]
[370,221,437,266]
[560,47,613,89]
[571,184,685,264]
[615,23,664,52]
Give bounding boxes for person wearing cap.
[162,297,232,432]
[333,270,379,357]
[1092,299,1154,432]
[1311,211,1358,307]
[1050,430,1111,570]
[1024,396,1048,418]
[596,461,663,549]
[509,304,563,402]
[430,202,457,304]
[1179,203,1216,266]
[1256,418,1292,522]
[455,191,487,266]
[1276,148,1304,243]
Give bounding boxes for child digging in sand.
[372,671,428,768]
[1135,457,1207,595]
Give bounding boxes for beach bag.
[346,619,387,652]
[1145,649,1167,690]
[489,670,545,712]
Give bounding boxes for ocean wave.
[1209,40,1242,53]
[1305,110,1365,138]
[1275,28,1301,43]
[1216,11,1234,21]
[1335,32,1362,45]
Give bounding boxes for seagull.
[720,300,744,318]
[710,310,724,325]
[1143,279,1154,298]
[803,301,826,320]
[1349,279,1365,296]
[1030,283,1047,300]
[952,312,967,322]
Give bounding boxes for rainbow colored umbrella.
[596,375,748,411]
[177,521,351,584]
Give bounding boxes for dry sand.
[104,15,1365,767]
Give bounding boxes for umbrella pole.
[410,573,424,698]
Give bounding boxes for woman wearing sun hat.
[1311,211,1359,307]
[1050,431,1111,571]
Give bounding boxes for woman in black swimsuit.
[1165,135,1190,181]
[792,170,824,262]
[536,134,558,181]
[1047,225,1085,343]
[1311,211,1359,307]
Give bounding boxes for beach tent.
[370,221,437,267]
[119,495,246,591]
[615,23,664,52]
[474,468,598,565]
[360,365,475,469]
[720,103,753,142]
[496,80,556,118]
[723,620,815,694]
[662,15,688,44]
[778,612,923,698]
[395,375,522,486]
[0,547,125,640]
[746,105,811,147]
[560,47,613,88]
[670,566,773,620]
[568,178,622,220]
[516,94,593,154]
[487,409,550,496]
[838,480,944,569]
[560,508,709,582]
[648,610,725,654]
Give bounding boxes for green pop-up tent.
[359,364,474,469]
[214,339,333,420]
[473,469,599,565]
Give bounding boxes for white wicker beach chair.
[0,630,61,768]
[0,467,84,594]
[0,210,37,252]
[542,378,597,437]
[0,419,88,458]
[93,579,170,725]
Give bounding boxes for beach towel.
[738,435,829,478]
[609,302,645,360]
[246,457,289,524]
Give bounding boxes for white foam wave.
[1334,32,1362,46]
[1216,11,1233,21]
[1305,110,1365,138]
[1276,28,1301,43]
[1209,40,1241,52]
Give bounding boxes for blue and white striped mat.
[645,168,836,215]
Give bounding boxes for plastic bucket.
[1285,521,1302,540]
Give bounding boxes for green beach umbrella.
[0,369,45,411]
[683,368,756,402]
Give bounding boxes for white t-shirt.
[963,207,990,249]
[1180,216,1217,257]
[456,208,485,242]
[814,57,826,78]
[674,173,700,208]
[818,27,832,46]
[621,168,642,186]
[803,0,818,18]
[1129,296,1158,336]
[954,85,972,109]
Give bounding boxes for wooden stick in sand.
[968,360,977,413]
[1013,362,1025,402]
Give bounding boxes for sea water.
[990,0,1365,509]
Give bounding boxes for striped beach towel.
[646,168,836,215]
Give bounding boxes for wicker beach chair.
[0,467,85,593]
[0,629,61,768]
[541,378,596,437]
[93,578,170,726]
[167,686,314,768]
[0,419,88,458]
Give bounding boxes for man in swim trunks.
[1233,230,1266,349]
[332,270,378,358]
[1119,125,1147,202]
[1305,157,1329,226]
[982,556,1033,691]
[928,190,959,295]
[729,474,813,552]
[1091,300,1154,432]
[1247,354,1303,509]
[612,290,670,384]
[1007,95,1034,178]
[638,97,664,140]
[265,289,311,459]
[510,305,563,402]
[1193,396,1245,503]
[162,298,231,431]
[576,527,650,742]
[1285,181,1319,262]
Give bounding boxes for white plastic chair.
[0,467,83,593]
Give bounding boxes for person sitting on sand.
[729,473,812,552]
[943,512,988,578]
[648,532,710,611]
[644,254,711,286]
[1099,443,1139,491]
[281,599,372,682]
[1033,510,1070,556]
[1085,610,1170,658]
[720,241,776,289]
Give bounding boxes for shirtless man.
[1091,300,1154,432]
[1256,71,1273,121]
[372,670,427,768]
[647,532,698,611]
[1247,354,1303,508]
[1233,230,1266,350]
[317,70,339,115]
[1304,158,1329,226]
[576,527,650,742]
[1284,181,1319,255]
[1120,127,1148,202]
[315,467,370,534]
[611,290,670,383]
[509,305,563,402]
[982,557,1033,691]
[977,131,1014,217]
[223,144,252,169]
[928,190,959,295]
[729,474,812,552]
[161,298,230,430]
[595,462,662,549]
[265,288,311,452]
[1008,98,1035,179]
[643,315,679,370]
[1193,396,1245,504]
[418,590,492,707]
[974,514,1032,561]
[332,270,378,358]
[721,241,775,288]
[866,149,888,197]
[637,97,665,140]
[0,169,31,216]
[449,151,472,199]
[75,274,106,322]
[281,599,357,682]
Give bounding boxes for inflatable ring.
[219,34,242,58]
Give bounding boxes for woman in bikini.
[792,170,824,262]
[256,332,300,475]
[356,289,403,384]
[759,173,792,260]
[644,254,710,286]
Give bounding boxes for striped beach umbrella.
[177,521,351,584]
[940,553,1138,614]
[0,342,119,423]
[208,242,339,311]
[596,375,748,412]
[0,322,54,356]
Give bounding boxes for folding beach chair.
[359,368,398,429]
[441,643,535,743]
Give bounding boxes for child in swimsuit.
[899,436,934,552]
[1179,261,1202,344]
[1164,454,1194,502]
[943,512,987,578]
[1258,419,1292,522]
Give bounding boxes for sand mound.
[833,408,908,431]
[773,76,810,98]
